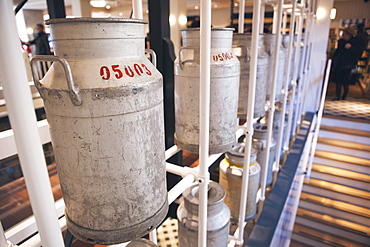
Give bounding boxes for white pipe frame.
[306,60,332,181]
[283,1,305,159]
[274,0,298,171]
[238,0,246,33]
[236,0,262,245]
[0,1,64,247]
[260,0,284,201]
[198,0,212,246]
[132,0,143,19]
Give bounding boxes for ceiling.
[14,0,356,11]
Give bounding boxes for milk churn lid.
[127,238,158,247]
[275,101,283,113]
[46,18,148,25]
[183,181,225,207]
[225,142,257,166]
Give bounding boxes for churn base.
[66,199,168,245]
[174,134,234,154]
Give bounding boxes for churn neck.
[181,28,234,49]
[46,18,148,59]
[225,142,257,167]
[183,181,226,215]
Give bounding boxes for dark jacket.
[29,31,51,55]
[332,36,362,70]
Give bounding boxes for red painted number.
[141,64,152,75]
[112,65,123,79]
[100,66,110,80]
[134,64,143,76]
[212,52,234,62]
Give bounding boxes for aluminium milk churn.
[127,239,158,247]
[177,181,230,247]
[174,28,240,154]
[219,142,260,221]
[30,18,167,244]
[252,123,276,186]
[232,34,269,119]
[264,34,286,101]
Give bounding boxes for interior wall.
[330,0,370,34]
[304,0,334,113]
[187,8,231,28]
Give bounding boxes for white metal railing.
[0,0,321,246]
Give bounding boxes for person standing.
[24,23,51,55]
[331,27,363,100]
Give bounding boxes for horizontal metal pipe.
[168,174,196,204]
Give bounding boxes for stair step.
[292,223,368,247]
[314,150,370,168]
[290,233,333,247]
[321,118,370,133]
[295,208,370,245]
[318,130,370,145]
[311,164,370,183]
[319,125,370,138]
[317,137,370,152]
[303,179,370,206]
[316,143,370,160]
[313,156,370,175]
[299,192,370,226]
[310,170,370,191]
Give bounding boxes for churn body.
[252,123,276,186]
[33,19,168,244]
[177,181,230,247]
[219,143,260,221]
[264,34,286,101]
[174,28,240,154]
[232,34,269,119]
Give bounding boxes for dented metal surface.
[32,18,167,244]
[177,181,230,247]
[174,28,240,154]
[219,143,260,221]
[232,34,268,119]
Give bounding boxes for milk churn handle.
[30,55,82,106]
[178,47,194,70]
[145,49,157,68]
[232,45,249,61]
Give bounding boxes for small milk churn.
[219,143,260,221]
[126,239,158,247]
[177,181,230,247]
[252,123,276,186]
[264,34,286,101]
[30,19,167,244]
[232,34,269,119]
[174,28,240,154]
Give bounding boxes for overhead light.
[214,4,218,8]
[178,15,187,26]
[43,14,50,20]
[330,8,336,20]
[146,10,149,14]
[26,27,34,34]
[90,0,106,8]
[105,4,111,9]
[316,8,326,19]
[119,12,123,16]
[169,14,176,26]
[234,2,238,7]
[195,5,199,10]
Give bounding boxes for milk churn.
[266,101,287,157]
[252,123,276,186]
[30,18,167,244]
[177,181,230,247]
[264,34,286,101]
[174,28,240,154]
[127,239,158,247]
[219,142,260,221]
[232,34,269,119]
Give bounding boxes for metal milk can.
[219,143,260,221]
[174,28,240,154]
[252,123,276,186]
[232,34,269,119]
[126,239,158,247]
[30,18,167,244]
[177,181,230,247]
[264,34,286,101]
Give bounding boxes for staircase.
[290,117,370,247]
